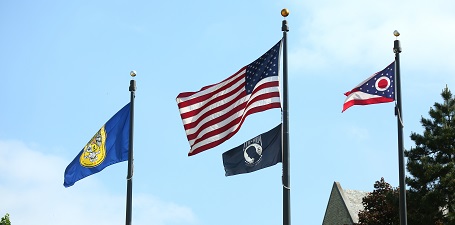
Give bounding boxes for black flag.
[222,124,282,176]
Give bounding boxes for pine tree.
[405,86,455,224]
[0,213,11,225]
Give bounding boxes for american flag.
[176,40,282,156]
[342,61,396,112]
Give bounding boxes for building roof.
[322,182,368,225]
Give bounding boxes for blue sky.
[1,0,455,224]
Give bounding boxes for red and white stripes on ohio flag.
[176,40,282,156]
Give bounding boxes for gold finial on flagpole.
[281,8,290,17]
[130,70,137,77]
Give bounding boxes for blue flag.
[222,124,282,176]
[64,103,131,187]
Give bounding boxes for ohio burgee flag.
[342,62,395,112]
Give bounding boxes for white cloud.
[134,194,197,225]
[289,0,455,77]
[345,126,370,141]
[0,140,197,225]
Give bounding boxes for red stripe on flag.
[342,96,394,112]
[186,90,280,144]
[177,69,246,109]
[188,102,281,156]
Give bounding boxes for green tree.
[356,177,400,225]
[405,86,455,224]
[355,178,440,225]
[0,213,11,225]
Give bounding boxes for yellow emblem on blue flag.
[64,103,130,187]
[80,127,107,168]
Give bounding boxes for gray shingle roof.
[322,182,368,225]
[343,188,368,223]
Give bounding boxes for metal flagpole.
[281,9,291,225]
[393,31,408,225]
[126,70,136,225]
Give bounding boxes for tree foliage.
[356,177,399,225]
[356,86,455,225]
[355,178,443,225]
[0,213,11,225]
[405,86,455,224]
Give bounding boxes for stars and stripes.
[176,40,282,156]
[342,61,396,112]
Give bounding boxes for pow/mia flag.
[222,124,282,176]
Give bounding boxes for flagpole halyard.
[393,31,408,225]
[281,8,291,225]
[125,71,136,225]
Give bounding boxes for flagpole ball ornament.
[393,30,402,53]
[130,70,137,77]
[281,8,290,17]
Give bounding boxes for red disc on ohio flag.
[375,76,391,91]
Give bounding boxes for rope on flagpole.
[395,104,404,128]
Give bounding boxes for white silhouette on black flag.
[222,124,282,176]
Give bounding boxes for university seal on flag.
[243,134,263,167]
[80,126,107,168]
